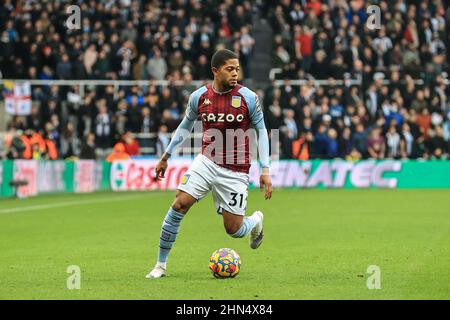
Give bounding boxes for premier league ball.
[209,248,241,278]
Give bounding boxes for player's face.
[214,59,240,89]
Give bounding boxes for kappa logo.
[231,96,241,108]
[203,98,211,105]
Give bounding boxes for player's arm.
[155,95,199,180]
[250,95,272,200]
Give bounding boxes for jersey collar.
[211,84,233,95]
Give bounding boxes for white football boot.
[145,263,167,279]
[250,211,264,249]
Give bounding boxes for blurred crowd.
[0,0,255,160]
[1,82,192,161]
[0,0,255,81]
[263,0,450,160]
[268,0,449,81]
[1,0,450,161]
[262,78,450,160]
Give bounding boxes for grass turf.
[0,189,449,300]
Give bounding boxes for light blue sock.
[230,214,259,238]
[157,207,185,263]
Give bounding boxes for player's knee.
[171,200,190,214]
[171,191,196,214]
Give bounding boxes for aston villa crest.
[231,96,241,108]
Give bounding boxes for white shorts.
[178,154,249,216]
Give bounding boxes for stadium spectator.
[239,26,255,77]
[338,127,353,159]
[106,142,131,163]
[156,125,170,158]
[295,25,313,72]
[44,135,58,160]
[80,133,97,160]
[44,121,60,151]
[417,107,432,140]
[273,45,291,70]
[386,124,402,159]
[426,126,449,159]
[56,54,73,80]
[352,123,370,157]
[326,128,339,158]
[139,107,158,135]
[313,123,329,159]
[31,143,43,160]
[133,54,150,80]
[147,47,168,81]
[367,127,386,160]
[5,132,24,160]
[123,131,141,156]
[94,99,113,154]
[292,131,313,160]
[60,123,81,159]
[401,123,415,159]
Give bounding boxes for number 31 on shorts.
[228,192,247,209]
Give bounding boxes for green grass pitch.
[0,189,449,299]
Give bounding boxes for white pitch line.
[0,193,158,214]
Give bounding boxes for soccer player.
[146,49,272,279]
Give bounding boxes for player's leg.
[147,155,213,279]
[146,190,196,279]
[158,191,196,262]
[222,209,264,249]
[222,210,243,235]
[212,169,264,249]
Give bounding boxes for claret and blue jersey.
[166,83,270,174]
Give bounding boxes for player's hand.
[155,153,169,180]
[260,173,272,200]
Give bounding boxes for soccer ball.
[209,248,241,278]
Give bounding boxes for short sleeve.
[185,95,198,121]
[185,86,207,121]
